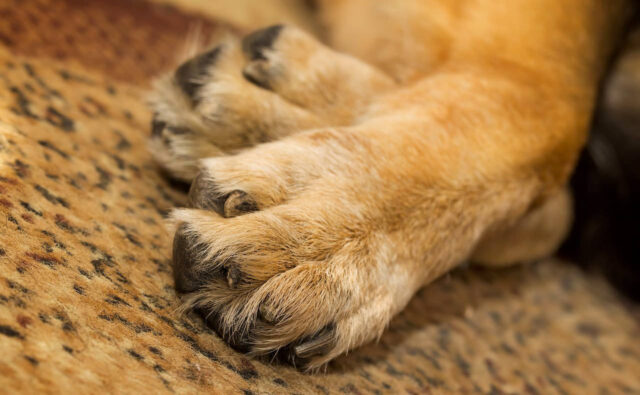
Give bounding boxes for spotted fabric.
[0,0,639,393]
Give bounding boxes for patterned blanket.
[0,0,638,393]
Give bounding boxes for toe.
[174,46,223,104]
[172,225,210,293]
[241,25,284,61]
[188,172,258,218]
[223,190,258,217]
[187,172,225,214]
[151,114,166,137]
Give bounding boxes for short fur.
[149,0,633,369]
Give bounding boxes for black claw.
[187,172,226,215]
[276,323,337,367]
[223,190,258,217]
[151,116,166,138]
[293,323,336,359]
[188,173,258,218]
[174,46,222,105]
[242,25,284,61]
[242,67,272,90]
[258,303,278,324]
[197,308,253,353]
[172,225,210,293]
[167,126,192,135]
[226,265,241,288]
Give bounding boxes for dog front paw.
[169,131,418,369]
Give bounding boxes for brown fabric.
[0,0,235,84]
[0,0,639,393]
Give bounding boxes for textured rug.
[0,0,639,393]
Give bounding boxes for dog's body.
[149,0,632,369]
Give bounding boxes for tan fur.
[149,0,632,369]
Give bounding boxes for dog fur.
[148,0,632,369]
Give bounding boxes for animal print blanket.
[0,0,638,393]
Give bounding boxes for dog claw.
[223,190,258,217]
[258,303,278,324]
[226,265,241,288]
[188,172,225,214]
[293,324,336,359]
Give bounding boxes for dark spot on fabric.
[128,349,144,361]
[34,185,69,208]
[38,140,70,159]
[340,383,358,394]
[24,355,39,366]
[10,86,38,119]
[73,284,84,295]
[20,201,42,216]
[153,364,165,373]
[0,176,19,185]
[126,233,142,247]
[110,154,125,170]
[45,106,75,132]
[273,378,287,387]
[59,69,94,84]
[16,314,32,328]
[79,96,108,117]
[98,313,160,336]
[116,136,131,150]
[54,311,75,332]
[7,280,30,293]
[455,354,471,377]
[12,159,30,178]
[7,214,20,227]
[148,346,162,356]
[104,294,131,306]
[114,270,129,284]
[500,342,515,355]
[576,322,601,337]
[94,166,112,190]
[23,63,60,99]
[237,358,258,379]
[175,331,219,363]
[424,376,444,388]
[0,324,24,339]
[25,252,58,267]
[54,214,87,235]
[62,345,74,354]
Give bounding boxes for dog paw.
[148,25,394,181]
[169,131,416,369]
